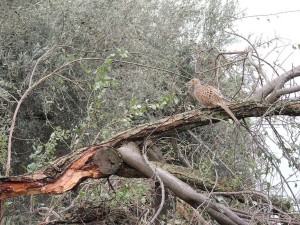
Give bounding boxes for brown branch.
[0,146,105,199]
[1,100,300,223]
[187,129,235,176]
[6,56,183,176]
[177,202,210,225]
[171,137,191,168]
[1,100,300,199]
[106,100,300,145]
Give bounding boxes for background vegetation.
[0,0,299,224]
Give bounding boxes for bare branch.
[242,9,300,19]
[266,85,300,103]
[141,142,165,224]
[252,65,300,102]
[187,130,235,176]
[171,137,191,168]
[247,51,269,82]
[5,56,184,176]
[118,142,250,225]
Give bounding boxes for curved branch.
[1,101,300,223]
[266,85,300,103]
[247,51,269,82]
[6,57,104,176]
[252,65,300,102]
[6,56,184,176]
[2,100,300,199]
[118,142,250,225]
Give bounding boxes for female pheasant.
[187,78,240,125]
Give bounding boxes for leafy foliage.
[3,0,292,224]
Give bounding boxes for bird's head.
[187,78,201,89]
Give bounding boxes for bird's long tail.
[219,103,240,125]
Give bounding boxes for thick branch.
[252,65,300,102]
[266,85,300,103]
[1,100,300,199]
[118,142,249,225]
[108,100,300,145]
[0,146,126,199]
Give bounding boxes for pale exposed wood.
[118,142,249,225]
[1,100,300,199]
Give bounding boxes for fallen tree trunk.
[118,142,249,225]
[1,100,300,200]
[2,100,300,225]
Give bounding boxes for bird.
[187,78,240,125]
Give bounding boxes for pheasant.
[187,78,240,125]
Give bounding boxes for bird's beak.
[186,80,193,89]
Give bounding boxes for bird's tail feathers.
[219,103,240,125]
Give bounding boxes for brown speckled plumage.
[188,78,240,124]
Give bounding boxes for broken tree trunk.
[1,100,300,200]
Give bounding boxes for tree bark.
[251,65,300,102]
[1,100,300,200]
[118,142,249,225]
[2,100,300,224]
